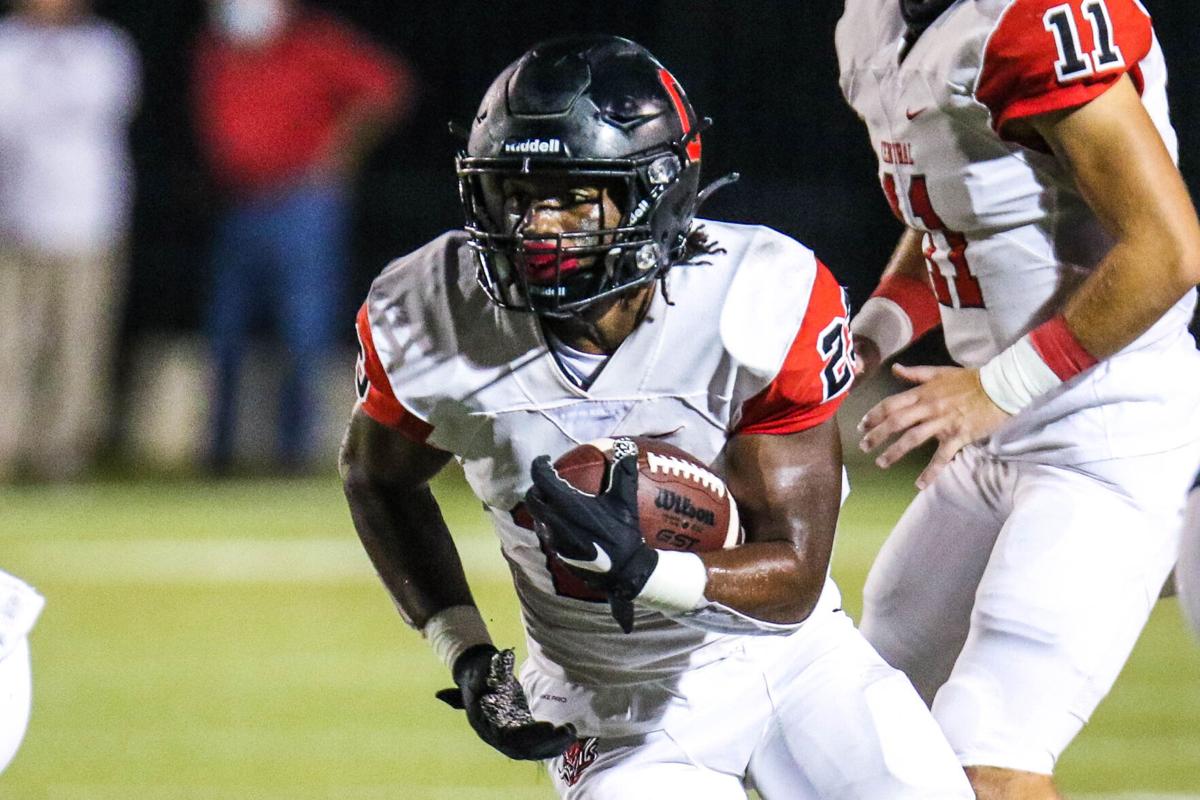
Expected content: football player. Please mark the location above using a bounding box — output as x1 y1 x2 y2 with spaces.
341 35 973 799
0 569 43 773
837 1 1200 798
1179 472 1200 639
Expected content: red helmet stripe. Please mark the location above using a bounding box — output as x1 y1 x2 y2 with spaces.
658 68 701 163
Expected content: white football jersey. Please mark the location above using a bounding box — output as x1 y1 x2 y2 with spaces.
355 221 854 691
837 0 1200 464
0 569 43 661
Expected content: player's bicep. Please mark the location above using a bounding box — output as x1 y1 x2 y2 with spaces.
1031 76 1198 254
340 404 451 489
722 418 842 552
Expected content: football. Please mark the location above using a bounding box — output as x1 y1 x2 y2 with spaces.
550 437 743 553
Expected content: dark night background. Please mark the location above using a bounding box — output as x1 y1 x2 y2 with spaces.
88 0 1200 361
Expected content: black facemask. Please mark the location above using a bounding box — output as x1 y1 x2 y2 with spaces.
900 0 958 28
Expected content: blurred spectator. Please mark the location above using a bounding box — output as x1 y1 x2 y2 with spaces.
193 0 415 474
0 0 140 482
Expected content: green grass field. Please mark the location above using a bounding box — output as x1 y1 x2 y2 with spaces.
1 465 1197 799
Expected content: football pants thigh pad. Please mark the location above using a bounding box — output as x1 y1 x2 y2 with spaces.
932 454 1186 773
748 621 973 800
860 445 1004 705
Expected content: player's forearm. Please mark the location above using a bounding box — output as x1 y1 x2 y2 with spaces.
1037 75 1200 358
698 541 828 624
1061 233 1200 359
703 426 841 624
852 228 941 367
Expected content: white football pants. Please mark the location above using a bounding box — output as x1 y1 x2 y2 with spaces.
861 442 1200 775
542 611 972 799
1177 477 1200 639
0 636 33 774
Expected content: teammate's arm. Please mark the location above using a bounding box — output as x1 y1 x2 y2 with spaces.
1023 76 1200 358
340 407 574 760
860 76 1200 488
851 228 939 379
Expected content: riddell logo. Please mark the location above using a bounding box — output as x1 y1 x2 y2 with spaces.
503 137 564 154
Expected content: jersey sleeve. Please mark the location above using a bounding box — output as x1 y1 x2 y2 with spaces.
354 303 434 443
977 0 1152 135
735 261 854 436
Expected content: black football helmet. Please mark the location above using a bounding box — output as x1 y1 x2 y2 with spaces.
457 35 707 317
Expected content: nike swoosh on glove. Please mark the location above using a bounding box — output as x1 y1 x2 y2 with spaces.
525 451 659 633
436 644 576 760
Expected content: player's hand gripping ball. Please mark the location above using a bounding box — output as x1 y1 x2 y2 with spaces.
526 437 742 632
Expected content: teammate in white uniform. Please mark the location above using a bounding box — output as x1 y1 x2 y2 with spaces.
341 36 973 799
0 570 43 774
837 1 1200 797
1178 471 1200 639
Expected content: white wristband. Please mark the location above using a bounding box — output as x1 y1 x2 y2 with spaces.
850 296 913 363
978 335 1062 415
636 551 708 613
422 605 493 671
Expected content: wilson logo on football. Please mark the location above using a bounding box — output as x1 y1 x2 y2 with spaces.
559 737 599 787
654 488 716 526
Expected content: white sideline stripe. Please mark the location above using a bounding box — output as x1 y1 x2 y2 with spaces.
10 535 510 585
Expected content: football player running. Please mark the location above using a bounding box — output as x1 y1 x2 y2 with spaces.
837 1 1200 798
341 35 972 799
1178 472 1200 639
0 569 43 774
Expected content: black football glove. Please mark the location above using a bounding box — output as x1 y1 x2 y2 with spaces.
525 451 658 633
435 644 576 761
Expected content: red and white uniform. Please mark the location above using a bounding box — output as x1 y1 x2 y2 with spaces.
1178 471 1200 640
357 222 973 798
0 569 42 774
838 0 1200 775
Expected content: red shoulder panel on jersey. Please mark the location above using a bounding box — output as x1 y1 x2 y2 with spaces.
736 261 853 436
355 303 434 443
978 0 1151 137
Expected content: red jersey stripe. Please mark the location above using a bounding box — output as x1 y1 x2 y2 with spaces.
736 261 853 436
355 303 434 442
977 0 1151 138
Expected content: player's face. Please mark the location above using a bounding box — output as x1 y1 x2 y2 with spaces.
494 176 624 285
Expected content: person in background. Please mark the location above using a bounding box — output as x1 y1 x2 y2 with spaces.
193 0 415 474
0 0 140 482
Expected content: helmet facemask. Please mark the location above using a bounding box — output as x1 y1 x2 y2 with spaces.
458 148 696 319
